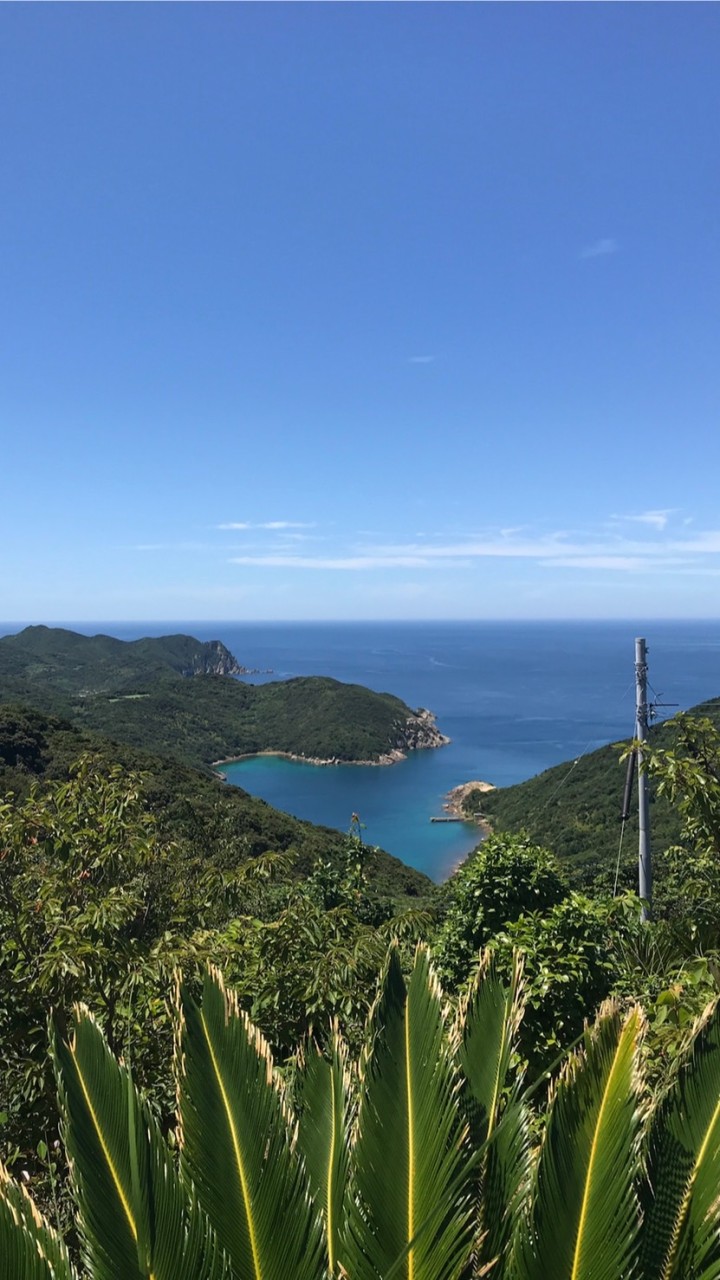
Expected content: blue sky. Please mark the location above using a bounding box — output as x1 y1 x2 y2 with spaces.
2 3 719 622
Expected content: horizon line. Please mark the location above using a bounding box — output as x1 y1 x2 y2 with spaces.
3 616 720 627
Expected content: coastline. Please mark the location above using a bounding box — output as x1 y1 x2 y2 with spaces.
213 746 413 773
442 780 495 877
212 707 451 774
442 779 495 824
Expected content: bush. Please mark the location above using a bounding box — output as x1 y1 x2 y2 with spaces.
435 832 568 986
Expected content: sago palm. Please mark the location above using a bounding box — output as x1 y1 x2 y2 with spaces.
3 945 720 1278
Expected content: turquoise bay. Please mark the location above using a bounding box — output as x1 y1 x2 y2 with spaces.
210 621 720 881
25 620 720 881
221 751 480 882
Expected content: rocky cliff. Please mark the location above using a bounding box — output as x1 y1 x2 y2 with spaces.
394 708 451 752
181 640 246 678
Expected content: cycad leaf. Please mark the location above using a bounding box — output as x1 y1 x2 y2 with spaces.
343 945 473 1280
296 1027 353 1276
640 999 720 1280
53 1007 226 1280
456 951 523 1144
176 969 323 1280
456 951 530 1277
0 1163 75 1279
520 1003 644 1280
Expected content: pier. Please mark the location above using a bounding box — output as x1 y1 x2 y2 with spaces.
430 814 466 823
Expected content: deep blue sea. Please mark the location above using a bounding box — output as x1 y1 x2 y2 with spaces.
5 620 720 880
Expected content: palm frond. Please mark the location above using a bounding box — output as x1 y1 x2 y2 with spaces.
455 951 531 1277
53 1007 226 1280
176 968 324 1280
342 945 473 1280
296 1025 354 1275
640 999 720 1280
0 1161 75 1279
455 951 524 1144
519 1002 645 1280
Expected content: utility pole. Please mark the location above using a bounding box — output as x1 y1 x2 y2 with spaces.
635 637 652 921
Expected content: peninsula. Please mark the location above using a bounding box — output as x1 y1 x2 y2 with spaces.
0 627 450 772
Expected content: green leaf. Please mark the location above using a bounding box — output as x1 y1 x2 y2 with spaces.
296 1026 353 1276
456 950 524 1143
0 1161 75 1279
53 1007 225 1280
455 951 530 1277
520 1002 644 1280
176 969 324 1280
640 999 720 1280
343 945 473 1280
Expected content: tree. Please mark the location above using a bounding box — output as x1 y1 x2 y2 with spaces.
490 891 628 1075
0 757 216 1180
637 714 720 930
435 832 568 987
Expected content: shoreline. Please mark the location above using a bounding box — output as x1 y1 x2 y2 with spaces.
441 778 496 824
212 746 413 773
212 710 450 773
443 781 495 877
212 706 450 774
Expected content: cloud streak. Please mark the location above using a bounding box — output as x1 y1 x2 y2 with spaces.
580 237 618 259
611 509 675 532
144 508 720 581
225 515 720 575
228 555 465 570
217 520 316 531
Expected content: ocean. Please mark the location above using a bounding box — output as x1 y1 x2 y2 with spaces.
8 619 719 881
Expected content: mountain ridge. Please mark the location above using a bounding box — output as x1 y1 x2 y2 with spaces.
0 626 450 771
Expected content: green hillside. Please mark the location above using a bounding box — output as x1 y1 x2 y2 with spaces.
0 703 434 904
0 626 444 769
463 696 720 889
0 626 243 690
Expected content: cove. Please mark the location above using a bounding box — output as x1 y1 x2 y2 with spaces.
220 751 482 882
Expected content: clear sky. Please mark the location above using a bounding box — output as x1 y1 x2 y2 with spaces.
2 3 719 622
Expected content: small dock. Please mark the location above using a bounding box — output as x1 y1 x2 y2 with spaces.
430 815 466 823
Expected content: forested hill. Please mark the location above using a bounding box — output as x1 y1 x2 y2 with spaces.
0 626 245 688
463 696 720 888
0 626 446 769
0 703 434 904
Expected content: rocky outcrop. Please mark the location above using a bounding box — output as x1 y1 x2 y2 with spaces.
183 640 275 678
182 640 247 678
393 708 451 753
443 780 495 818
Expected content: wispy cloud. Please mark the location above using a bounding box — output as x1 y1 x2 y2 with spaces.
216 520 316 531
541 555 694 572
408 355 435 364
143 513 720 582
132 542 212 552
611 509 675 532
228 554 465 570
542 556 649 572
580 237 618 260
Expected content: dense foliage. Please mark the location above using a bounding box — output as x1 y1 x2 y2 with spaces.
4 649 720 1274
0 748 432 1212
442 712 720 1081
463 696 720 888
434 832 568 985
0 704 432 900
5 953 720 1279
0 627 431 767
